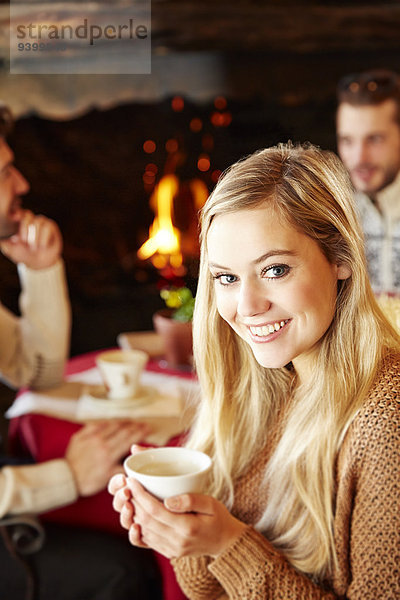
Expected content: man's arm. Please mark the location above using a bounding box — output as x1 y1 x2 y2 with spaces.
0 419 151 518
0 212 71 388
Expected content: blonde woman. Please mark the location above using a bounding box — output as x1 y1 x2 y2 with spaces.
109 143 400 599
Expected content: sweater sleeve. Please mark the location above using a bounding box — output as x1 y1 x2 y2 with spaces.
209 527 337 599
172 527 336 600
171 555 227 600
0 459 78 518
0 259 71 389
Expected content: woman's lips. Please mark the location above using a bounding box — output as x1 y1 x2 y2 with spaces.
247 319 291 342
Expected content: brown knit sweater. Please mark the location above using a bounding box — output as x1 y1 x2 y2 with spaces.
172 352 400 599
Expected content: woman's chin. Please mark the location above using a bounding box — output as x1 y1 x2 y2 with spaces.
251 350 292 370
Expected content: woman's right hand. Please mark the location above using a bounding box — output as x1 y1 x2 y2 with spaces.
108 444 148 529
108 451 248 560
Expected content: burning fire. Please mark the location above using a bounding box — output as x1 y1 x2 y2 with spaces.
137 174 183 269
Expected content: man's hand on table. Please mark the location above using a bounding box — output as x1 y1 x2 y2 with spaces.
66 420 151 497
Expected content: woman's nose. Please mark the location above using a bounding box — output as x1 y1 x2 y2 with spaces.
237 280 270 317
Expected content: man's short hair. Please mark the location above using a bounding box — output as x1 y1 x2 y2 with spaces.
0 103 13 138
337 69 400 124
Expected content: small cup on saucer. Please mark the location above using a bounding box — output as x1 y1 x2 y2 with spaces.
96 349 149 400
124 446 212 500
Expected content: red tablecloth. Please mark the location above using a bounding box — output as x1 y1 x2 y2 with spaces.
8 349 192 600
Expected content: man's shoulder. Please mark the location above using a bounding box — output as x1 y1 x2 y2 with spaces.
354 191 378 216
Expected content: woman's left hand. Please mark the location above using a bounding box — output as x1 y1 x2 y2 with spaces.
109 476 247 559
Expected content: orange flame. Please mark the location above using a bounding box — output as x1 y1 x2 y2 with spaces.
137 174 183 269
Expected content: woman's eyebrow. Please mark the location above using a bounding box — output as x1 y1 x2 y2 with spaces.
208 249 298 271
208 262 230 270
253 249 298 265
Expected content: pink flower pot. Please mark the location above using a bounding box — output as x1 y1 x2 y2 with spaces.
152 309 193 368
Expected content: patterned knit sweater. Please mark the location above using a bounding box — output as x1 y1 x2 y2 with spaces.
171 352 400 599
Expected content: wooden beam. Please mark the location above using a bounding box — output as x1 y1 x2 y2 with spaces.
151 3 400 53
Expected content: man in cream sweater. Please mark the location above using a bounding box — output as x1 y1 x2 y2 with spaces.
0 104 161 599
0 106 70 389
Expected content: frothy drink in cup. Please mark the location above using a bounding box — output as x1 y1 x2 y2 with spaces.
124 447 212 500
135 461 200 476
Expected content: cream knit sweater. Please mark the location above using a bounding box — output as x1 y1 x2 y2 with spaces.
0 259 71 389
172 352 400 599
0 259 73 518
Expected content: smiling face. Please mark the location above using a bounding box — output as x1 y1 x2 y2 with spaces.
0 138 29 239
336 99 400 195
207 206 350 382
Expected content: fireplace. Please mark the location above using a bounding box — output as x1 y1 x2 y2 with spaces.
3 96 245 355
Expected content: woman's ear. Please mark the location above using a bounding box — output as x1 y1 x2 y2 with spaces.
337 264 352 280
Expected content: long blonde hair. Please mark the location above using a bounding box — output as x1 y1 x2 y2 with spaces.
188 143 400 578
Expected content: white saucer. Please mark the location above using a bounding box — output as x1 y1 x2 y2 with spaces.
76 382 183 425
82 384 157 407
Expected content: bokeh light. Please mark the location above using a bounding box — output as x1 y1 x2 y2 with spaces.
165 138 179 153
211 169 222 183
197 154 210 172
171 96 185 112
143 139 156 153
214 96 227 110
190 118 203 132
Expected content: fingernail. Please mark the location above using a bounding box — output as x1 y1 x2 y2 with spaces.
27 224 36 246
114 473 125 486
165 496 181 510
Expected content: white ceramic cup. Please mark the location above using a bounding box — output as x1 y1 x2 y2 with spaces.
96 349 149 400
123 447 212 500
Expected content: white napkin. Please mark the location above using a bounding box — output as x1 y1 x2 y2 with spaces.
6 367 200 446
5 381 84 421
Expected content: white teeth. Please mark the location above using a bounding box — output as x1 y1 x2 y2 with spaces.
249 320 288 337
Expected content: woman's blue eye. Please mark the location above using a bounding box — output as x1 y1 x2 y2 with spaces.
212 273 237 286
220 274 237 285
264 264 289 279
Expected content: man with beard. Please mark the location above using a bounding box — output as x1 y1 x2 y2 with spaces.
336 69 400 294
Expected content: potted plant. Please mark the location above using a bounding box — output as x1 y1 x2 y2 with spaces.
153 287 195 368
